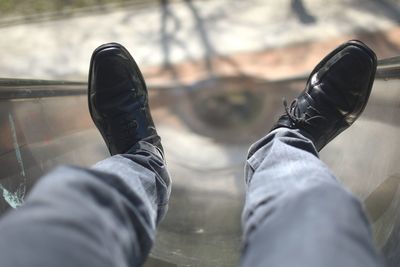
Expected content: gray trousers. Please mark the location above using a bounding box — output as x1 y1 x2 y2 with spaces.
241 128 384 267
0 128 384 267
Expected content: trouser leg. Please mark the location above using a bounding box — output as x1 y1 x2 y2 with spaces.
241 128 384 267
0 141 171 267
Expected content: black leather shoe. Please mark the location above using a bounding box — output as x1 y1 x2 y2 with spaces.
272 40 377 151
88 43 163 156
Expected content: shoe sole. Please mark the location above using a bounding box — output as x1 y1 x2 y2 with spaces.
307 40 377 150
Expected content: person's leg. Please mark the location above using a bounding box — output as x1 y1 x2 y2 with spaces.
0 141 170 267
0 43 170 267
241 40 384 267
241 128 383 267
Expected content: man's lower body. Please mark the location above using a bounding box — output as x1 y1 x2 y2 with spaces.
0 40 386 267
0 128 384 267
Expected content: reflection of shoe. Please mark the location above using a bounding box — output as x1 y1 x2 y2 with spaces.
88 43 163 156
272 40 377 151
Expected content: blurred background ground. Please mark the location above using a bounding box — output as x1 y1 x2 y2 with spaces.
1 0 400 83
1 1 400 267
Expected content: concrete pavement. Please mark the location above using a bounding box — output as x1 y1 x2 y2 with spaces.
0 0 399 81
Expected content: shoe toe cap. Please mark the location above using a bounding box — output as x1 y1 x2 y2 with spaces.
91 46 132 90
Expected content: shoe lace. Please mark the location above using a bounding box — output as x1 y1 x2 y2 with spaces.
283 98 327 127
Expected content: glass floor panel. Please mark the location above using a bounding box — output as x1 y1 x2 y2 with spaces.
0 69 399 266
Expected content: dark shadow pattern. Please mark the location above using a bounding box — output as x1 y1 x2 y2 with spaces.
158 0 243 81
160 0 182 80
291 0 316 24
374 0 400 24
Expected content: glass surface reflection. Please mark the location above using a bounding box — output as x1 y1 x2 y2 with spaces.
0 69 400 266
